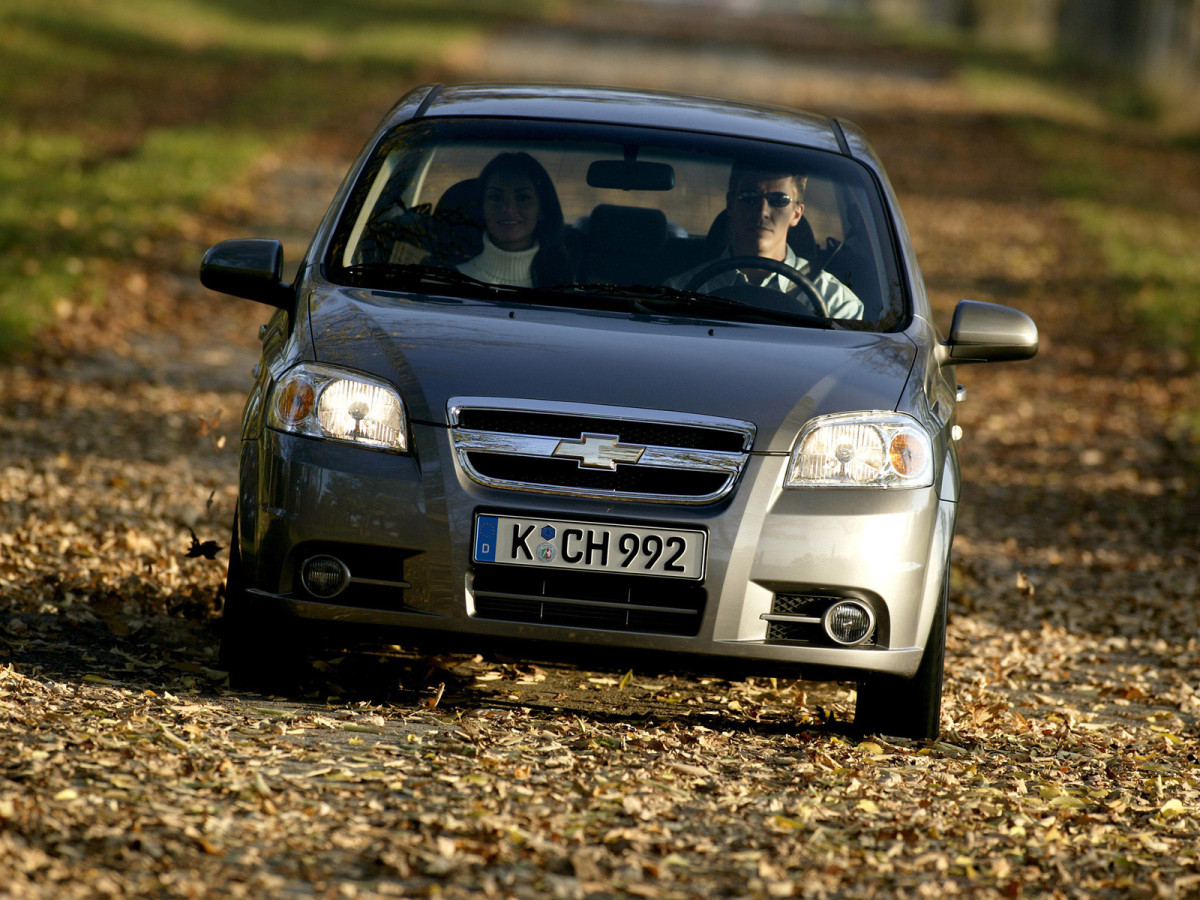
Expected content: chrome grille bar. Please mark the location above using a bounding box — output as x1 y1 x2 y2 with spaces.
450 430 746 474
448 397 754 504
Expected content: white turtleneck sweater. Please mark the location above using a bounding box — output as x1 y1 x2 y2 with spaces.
457 234 539 287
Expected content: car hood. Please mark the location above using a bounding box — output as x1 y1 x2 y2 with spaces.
306 289 917 453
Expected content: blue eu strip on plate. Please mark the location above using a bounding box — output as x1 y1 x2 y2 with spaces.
474 515 498 562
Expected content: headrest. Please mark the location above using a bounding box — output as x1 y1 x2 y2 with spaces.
588 204 668 252
435 178 479 218
705 210 732 254
431 178 483 263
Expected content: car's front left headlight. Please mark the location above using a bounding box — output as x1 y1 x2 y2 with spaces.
268 363 408 452
786 412 933 489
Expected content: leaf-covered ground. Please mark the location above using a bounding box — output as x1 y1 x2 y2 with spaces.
2 7 1199 898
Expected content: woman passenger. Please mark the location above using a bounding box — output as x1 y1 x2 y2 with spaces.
457 152 572 288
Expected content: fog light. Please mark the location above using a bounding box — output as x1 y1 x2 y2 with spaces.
823 600 875 646
302 556 350 599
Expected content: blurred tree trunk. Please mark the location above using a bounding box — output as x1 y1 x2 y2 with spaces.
1057 0 1199 99
864 0 1199 98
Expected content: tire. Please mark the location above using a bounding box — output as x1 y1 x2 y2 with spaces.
854 565 948 741
219 519 306 693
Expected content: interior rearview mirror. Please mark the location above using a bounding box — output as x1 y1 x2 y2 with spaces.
586 160 676 191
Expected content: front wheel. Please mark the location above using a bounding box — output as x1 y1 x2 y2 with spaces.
219 520 306 693
854 566 948 741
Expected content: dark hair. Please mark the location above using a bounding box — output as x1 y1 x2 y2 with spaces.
477 152 572 286
727 162 808 204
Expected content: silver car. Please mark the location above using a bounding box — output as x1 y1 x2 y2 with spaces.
201 84 1037 739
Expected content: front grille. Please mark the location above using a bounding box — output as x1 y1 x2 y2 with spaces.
472 568 705 636
772 593 827 618
468 455 728 497
450 399 755 504
457 409 746 453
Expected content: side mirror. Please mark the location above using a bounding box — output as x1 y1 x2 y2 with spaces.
200 239 292 309
939 300 1038 365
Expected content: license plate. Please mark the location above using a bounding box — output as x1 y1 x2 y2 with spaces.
473 514 706 580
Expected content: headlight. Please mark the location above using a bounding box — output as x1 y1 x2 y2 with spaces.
268 363 407 452
786 412 933 489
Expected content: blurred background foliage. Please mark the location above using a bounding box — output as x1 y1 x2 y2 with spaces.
855 0 1200 361
0 0 557 355
1 0 1197 367
858 0 1200 122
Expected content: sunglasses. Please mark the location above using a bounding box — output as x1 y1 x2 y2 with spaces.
733 190 794 209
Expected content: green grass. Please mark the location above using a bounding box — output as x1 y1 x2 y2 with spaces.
1040 141 1200 362
959 63 1200 367
0 124 267 349
1023 123 1200 364
0 0 556 357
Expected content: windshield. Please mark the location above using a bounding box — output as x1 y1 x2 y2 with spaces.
325 119 906 330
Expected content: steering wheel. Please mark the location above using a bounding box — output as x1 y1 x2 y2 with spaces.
683 255 829 319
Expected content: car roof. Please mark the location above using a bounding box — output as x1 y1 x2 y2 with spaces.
396 83 847 155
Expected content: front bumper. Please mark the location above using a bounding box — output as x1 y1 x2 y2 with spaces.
237 425 955 680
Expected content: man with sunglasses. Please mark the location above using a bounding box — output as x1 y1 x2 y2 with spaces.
668 165 864 320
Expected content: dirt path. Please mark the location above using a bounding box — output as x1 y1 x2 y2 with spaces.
2 8 1198 899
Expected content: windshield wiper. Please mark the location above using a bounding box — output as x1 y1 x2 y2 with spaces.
552 283 835 329
336 267 834 328
527 283 665 313
339 262 520 297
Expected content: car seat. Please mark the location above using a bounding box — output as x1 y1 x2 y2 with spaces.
428 178 484 265
578 204 669 286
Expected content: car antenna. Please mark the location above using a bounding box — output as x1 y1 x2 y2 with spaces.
413 84 443 119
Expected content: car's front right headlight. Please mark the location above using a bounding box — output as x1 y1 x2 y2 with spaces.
786 412 933 489
268 363 408 452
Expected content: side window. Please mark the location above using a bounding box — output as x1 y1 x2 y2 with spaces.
802 177 844 252
343 150 434 267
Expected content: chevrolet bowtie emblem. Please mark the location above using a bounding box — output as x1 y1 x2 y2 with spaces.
552 433 645 470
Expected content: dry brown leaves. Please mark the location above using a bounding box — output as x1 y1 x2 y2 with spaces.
1 655 1198 899
3 8 1200 899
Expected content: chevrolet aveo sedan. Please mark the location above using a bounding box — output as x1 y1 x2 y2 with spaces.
201 84 1037 740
